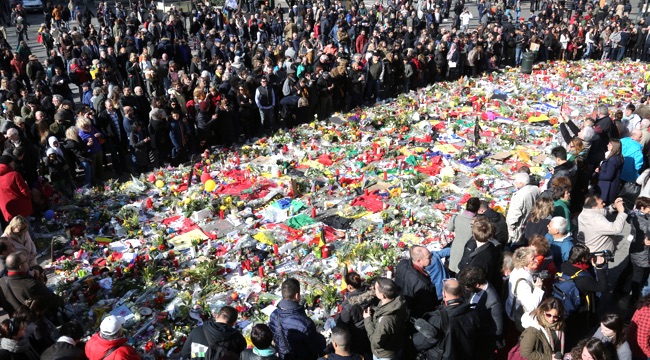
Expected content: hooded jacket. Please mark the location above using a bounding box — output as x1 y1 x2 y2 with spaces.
179 321 246 360
0 163 32 221
84 334 140 360
269 300 326 360
481 208 509 246
395 258 438 318
337 287 375 356
363 297 408 359
518 315 564 360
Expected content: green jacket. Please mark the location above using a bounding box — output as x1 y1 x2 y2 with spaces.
553 199 571 232
363 297 407 358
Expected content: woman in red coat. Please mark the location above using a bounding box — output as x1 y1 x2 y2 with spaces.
0 155 32 223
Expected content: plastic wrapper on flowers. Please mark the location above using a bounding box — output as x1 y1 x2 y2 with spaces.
42 60 649 357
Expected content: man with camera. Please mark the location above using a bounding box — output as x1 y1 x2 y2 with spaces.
577 195 627 254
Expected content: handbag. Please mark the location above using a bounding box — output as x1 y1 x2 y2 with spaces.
618 181 641 207
36 34 42 43
510 278 531 332
507 344 526 360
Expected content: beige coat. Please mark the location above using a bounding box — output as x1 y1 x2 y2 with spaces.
577 208 627 253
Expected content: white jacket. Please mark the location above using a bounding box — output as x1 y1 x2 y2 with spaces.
505 268 544 321
506 185 540 242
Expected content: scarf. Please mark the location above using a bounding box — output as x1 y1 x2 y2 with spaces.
252 347 277 356
574 262 590 271
48 136 65 158
0 337 39 360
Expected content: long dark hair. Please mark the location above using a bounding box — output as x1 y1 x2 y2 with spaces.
570 338 612 360
600 313 626 348
638 293 650 310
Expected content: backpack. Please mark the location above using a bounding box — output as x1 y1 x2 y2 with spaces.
551 270 587 316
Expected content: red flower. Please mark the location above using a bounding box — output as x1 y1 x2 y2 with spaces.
397 241 406 248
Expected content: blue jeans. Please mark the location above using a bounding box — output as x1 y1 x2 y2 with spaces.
80 161 93 186
515 47 523 65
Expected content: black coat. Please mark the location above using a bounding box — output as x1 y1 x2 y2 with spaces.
96 109 126 145
471 282 504 356
457 240 502 290
395 258 438 318
40 341 87 360
179 321 247 360
412 303 481 360
337 288 375 357
269 300 326 360
0 273 63 317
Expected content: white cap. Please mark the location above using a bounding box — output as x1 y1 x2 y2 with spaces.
100 315 125 336
201 70 210 78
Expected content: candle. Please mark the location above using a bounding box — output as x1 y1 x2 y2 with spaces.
115 266 122 278
244 259 251 271
258 265 265 278
383 171 387 180
423 153 427 161
238 265 244 276
219 210 225 219
335 169 340 178
273 244 279 255
311 207 317 218
322 246 329 259
173 258 179 268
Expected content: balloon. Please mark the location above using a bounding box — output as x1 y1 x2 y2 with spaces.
44 210 55 220
155 180 165 188
200 172 212 184
204 179 217 192
147 174 157 182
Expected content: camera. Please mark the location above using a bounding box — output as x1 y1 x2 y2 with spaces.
532 270 550 282
589 250 615 263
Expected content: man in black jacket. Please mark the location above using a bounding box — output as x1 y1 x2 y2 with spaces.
180 305 247 360
337 272 374 359
458 266 504 360
478 200 508 247
40 321 86 360
96 99 128 174
457 216 502 291
395 245 438 318
413 279 481 360
0 252 63 317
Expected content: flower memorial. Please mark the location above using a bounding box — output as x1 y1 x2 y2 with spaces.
44 60 649 356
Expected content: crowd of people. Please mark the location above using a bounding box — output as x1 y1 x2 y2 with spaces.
0 0 648 359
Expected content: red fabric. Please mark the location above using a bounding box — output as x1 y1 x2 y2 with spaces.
265 223 304 242
0 164 32 221
215 180 254 195
318 153 334 166
350 194 385 212
85 333 141 360
162 216 217 240
629 306 650 358
414 155 443 176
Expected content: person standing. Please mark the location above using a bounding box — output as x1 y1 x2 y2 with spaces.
85 315 140 360
269 278 325 360
0 155 32 226
180 306 247 360
363 277 407 360
506 173 540 246
255 77 275 135
317 327 364 360
449 197 480 273
412 278 481 360
395 246 438 318
628 294 650 360
577 195 627 253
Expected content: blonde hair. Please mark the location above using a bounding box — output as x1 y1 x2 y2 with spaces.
65 126 79 141
76 116 91 129
512 246 536 269
7 216 28 235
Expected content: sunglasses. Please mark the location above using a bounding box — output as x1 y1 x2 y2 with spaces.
544 312 560 320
